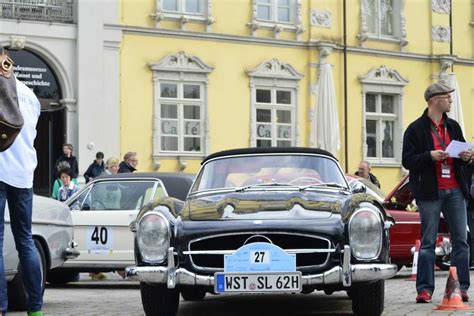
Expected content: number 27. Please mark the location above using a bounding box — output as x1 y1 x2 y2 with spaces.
254 251 265 263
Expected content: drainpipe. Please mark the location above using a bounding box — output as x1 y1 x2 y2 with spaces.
343 0 348 172
449 2 453 56
449 1 454 73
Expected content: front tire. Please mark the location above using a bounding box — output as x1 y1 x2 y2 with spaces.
181 287 206 301
46 269 80 285
351 280 384 316
140 282 179 316
7 267 27 311
8 239 47 311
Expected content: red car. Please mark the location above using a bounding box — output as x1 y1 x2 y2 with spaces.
346 175 451 270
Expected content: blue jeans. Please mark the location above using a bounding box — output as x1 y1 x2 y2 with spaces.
416 188 469 293
0 181 43 312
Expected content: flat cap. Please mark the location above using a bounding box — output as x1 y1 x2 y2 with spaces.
424 82 454 102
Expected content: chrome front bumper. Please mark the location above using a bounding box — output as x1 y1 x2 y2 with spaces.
64 248 80 260
126 246 397 289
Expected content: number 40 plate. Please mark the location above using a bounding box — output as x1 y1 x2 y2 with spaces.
214 272 302 293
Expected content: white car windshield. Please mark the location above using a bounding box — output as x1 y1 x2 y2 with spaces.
70 180 166 211
192 154 347 192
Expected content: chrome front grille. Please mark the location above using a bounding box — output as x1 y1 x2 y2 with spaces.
187 232 333 271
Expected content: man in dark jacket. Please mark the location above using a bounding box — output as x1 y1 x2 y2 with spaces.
355 160 381 188
84 151 105 183
118 151 138 173
53 143 79 179
402 82 473 303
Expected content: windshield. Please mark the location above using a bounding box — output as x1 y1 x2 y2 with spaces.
70 180 166 211
192 154 347 192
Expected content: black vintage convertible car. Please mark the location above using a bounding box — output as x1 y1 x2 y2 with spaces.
126 148 397 316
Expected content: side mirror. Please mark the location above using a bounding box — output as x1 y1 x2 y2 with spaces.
351 182 366 194
69 201 82 211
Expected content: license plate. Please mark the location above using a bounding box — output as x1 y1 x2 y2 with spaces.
214 272 302 293
86 226 114 255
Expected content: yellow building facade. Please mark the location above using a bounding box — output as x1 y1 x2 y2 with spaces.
115 0 474 191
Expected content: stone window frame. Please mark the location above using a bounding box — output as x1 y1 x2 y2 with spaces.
247 58 303 147
358 0 408 50
158 81 205 153
253 86 296 147
256 0 294 24
151 0 215 31
248 0 306 39
359 65 408 166
150 51 214 167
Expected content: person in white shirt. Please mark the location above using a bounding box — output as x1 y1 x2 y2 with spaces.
0 67 43 315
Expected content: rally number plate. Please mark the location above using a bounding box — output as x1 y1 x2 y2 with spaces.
214 272 302 293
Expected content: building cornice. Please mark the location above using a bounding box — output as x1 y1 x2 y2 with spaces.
105 23 308 48
345 46 474 65
105 24 474 66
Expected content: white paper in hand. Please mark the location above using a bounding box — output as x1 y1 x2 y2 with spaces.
445 140 473 158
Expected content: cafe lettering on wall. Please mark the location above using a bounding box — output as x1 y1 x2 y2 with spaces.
257 124 291 139
161 121 200 135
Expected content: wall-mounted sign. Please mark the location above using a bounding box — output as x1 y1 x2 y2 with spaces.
7 49 61 100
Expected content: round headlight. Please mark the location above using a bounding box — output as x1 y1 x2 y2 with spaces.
349 208 382 260
137 213 170 263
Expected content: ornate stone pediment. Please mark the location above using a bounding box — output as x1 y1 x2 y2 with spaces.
150 51 214 73
359 65 408 86
247 58 303 80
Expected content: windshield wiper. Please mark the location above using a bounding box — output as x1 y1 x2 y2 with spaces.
235 182 295 192
298 183 348 191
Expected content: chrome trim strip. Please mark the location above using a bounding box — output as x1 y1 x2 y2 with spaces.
183 249 336 255
167 247 176 289
342 245 351 287
188 231 333 271
189 186 346 198
125 263 398 287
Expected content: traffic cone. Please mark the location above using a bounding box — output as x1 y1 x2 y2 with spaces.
435 266 470 310
406 239 420 281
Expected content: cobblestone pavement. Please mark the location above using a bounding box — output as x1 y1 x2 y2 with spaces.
7 268 474 315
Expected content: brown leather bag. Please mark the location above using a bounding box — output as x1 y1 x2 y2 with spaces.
0 47 23 152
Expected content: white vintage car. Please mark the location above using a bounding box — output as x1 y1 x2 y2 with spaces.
4 195 77 311
48 173 193 283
